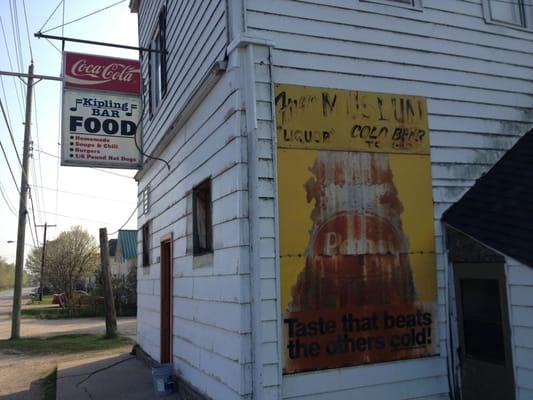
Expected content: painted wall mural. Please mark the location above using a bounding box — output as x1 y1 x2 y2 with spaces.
276 84 438 374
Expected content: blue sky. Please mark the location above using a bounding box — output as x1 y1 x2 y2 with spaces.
0 0 139 264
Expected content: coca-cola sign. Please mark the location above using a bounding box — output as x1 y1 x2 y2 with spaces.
64 52 140 95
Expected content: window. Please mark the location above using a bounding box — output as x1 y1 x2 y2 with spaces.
141 185 150 215
193 179 213 255
149 7 167 113
359 0 422 9
483 0 533 29
142 222 151 267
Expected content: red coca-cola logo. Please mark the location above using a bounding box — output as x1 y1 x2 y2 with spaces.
64 52 140 95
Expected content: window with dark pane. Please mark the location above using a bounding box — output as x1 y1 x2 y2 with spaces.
142 222 151 267
149 6 167 112
193 179 213 255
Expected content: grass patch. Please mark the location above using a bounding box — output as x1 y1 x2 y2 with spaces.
26 294 54 305
21 305 136 319
21 306 98 320
42 367 57 400
0 334 133 355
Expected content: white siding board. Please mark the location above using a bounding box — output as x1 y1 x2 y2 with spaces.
516 347 533 370
248 1 533 54
512 306 533 328
282 357 447 398
244 0 533 398
511 286 533 307
140 0 228 154
519 388 533 400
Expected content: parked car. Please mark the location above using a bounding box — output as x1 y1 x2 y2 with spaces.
52 290 89 308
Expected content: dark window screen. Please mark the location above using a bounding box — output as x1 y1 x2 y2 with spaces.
460 278 505 364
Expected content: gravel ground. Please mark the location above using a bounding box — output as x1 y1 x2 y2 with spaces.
0 289 137 399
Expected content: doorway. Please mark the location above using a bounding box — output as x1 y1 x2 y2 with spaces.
160 237 173 363
454 263 515 400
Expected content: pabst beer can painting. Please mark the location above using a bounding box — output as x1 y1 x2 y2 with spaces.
276 84 438 374
61 52 141 169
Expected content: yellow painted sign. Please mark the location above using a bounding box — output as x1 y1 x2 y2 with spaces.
275 84 429 154
276 84 438 374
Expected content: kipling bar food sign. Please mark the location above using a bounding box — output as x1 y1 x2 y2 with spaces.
61 52 142 169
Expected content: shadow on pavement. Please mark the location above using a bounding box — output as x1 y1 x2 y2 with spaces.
57 352 179 399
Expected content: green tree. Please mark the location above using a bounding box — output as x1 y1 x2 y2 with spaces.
25 226 99 303
0 257 15 291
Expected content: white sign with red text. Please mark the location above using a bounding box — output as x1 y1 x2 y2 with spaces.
61 90 141 168
61 52 141 169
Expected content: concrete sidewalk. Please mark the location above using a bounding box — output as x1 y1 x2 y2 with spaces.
57 352 181 399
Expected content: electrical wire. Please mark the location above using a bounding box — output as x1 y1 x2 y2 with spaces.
32 94 46 219
39 0 64 33
37 209 116 225
108 203 140 235
41 0 127 34
8 0 26 105
0 181 17 216
0 138 20 193
27 188 40 244
35 149 135 179
21 0 33 62
0 16 24 120
31 184 135 204
0 98 22 166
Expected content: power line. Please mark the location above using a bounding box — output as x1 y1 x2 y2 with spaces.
31 184 135 204
39 0 64 33
32 94 46 219
21 0 33 62
35 148 134 179
41 0 127 34
0 138 20 193
0 16 24 120
8 0 26 105
109 204 139 235
0 97 22 166
0 181 17 216
37 209 117 225
27 189 40 245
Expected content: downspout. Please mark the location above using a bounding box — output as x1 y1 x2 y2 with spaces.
242 43 263 399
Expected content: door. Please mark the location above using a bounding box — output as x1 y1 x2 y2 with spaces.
160 238 173 363
454 263 515 400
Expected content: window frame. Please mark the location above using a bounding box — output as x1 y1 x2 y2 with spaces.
358 0 423 11
192 178 213 256
148 6 167 115
482 0 533 30
141 185 150 215
142 222 151 267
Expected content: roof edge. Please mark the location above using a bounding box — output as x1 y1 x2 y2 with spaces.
129 0 139 13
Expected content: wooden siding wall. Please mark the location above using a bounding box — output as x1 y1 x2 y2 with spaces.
506 258 533 400
138 0 228 156
136 59 254 398
245 0 533 399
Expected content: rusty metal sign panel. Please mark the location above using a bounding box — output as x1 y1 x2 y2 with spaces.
276 84 429 154
276 84 438 374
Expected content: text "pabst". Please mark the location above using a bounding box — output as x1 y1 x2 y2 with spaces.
70 59 138 83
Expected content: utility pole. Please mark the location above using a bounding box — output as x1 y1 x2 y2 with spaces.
36 223 56 302
2 64 62 340
99 228 117 338
11 63 34 340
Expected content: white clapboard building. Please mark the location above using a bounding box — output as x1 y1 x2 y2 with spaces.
130 1 533 399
